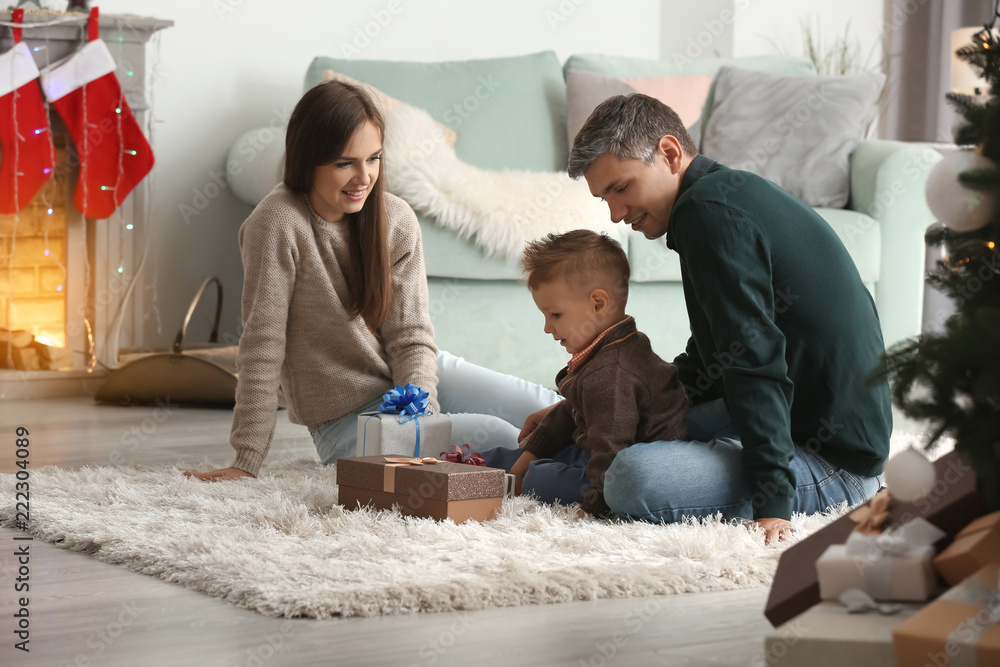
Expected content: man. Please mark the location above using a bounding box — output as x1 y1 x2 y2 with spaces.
520 94 890 543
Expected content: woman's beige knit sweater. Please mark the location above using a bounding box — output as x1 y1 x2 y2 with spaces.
229 184 440 476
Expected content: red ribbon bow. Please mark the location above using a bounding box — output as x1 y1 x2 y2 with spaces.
441 444 486 466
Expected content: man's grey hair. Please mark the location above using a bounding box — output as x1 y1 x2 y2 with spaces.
567 94 698 179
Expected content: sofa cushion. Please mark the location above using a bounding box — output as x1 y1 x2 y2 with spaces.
563 54 816 148
304 51 568 172
627 208 881 285
700 66 885 208
565 69 712 148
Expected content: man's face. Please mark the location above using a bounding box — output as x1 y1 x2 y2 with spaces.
583 140 684 240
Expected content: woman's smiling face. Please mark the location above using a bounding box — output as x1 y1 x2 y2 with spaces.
309 119 383 223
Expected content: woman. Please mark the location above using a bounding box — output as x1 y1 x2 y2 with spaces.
185 80 558 482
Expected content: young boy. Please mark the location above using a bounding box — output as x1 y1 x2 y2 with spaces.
481 230 690 518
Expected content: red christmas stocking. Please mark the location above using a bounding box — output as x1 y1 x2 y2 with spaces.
0 10 55 215
39 8 154 219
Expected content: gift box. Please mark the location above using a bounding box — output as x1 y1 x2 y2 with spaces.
935 511 1000 586
765 450 989 628
892 560 1000 667
336 455 506 523
355 384 451 458
764 600 924 667
816 517 945 601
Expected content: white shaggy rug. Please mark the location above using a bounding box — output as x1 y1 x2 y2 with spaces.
0 434 946 619
0 456 838 619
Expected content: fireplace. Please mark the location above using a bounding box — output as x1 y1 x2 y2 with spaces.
0 10 171 399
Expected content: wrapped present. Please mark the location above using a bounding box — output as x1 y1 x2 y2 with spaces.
816 517 946 601
892 561 1000 667
336 455 506 523
765 450 989 628
935 511 1000 586
356 384 451 458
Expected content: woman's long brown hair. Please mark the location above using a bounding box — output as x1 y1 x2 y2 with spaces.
284 80 394 332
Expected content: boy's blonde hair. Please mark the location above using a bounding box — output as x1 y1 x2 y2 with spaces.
521 230 630 300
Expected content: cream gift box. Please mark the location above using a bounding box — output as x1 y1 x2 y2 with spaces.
355 384 451 458
816 517 947 601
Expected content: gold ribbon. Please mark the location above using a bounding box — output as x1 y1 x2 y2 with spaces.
849 489 890 535
382 456 438 493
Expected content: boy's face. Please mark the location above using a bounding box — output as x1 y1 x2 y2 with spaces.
530 278 604 355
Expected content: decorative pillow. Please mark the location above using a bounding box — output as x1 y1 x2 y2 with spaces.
322 69 457 148
565 69 713 148
700 66 884 209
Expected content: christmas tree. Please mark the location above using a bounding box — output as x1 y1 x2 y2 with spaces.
874 23 1000 509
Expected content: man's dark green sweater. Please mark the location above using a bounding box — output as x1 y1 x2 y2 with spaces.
667 155 892 520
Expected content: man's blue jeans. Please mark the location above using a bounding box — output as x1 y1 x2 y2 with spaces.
484 398 884 522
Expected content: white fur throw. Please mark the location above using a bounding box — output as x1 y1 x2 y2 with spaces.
382 102 627 260
321 70 627 261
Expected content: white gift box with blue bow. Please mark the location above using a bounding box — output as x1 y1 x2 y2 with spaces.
355 384 452 458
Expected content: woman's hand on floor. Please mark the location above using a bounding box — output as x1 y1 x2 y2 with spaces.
183 467 254 482
518 403 559 445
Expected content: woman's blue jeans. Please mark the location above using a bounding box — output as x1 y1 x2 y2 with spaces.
309 350 560 464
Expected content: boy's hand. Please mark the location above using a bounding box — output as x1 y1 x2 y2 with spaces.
518 403 559 446
509 450 538 495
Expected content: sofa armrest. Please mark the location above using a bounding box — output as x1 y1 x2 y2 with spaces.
847 140 942 349
227 126 286 207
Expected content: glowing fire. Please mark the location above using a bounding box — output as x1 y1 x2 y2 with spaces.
35 332 66 348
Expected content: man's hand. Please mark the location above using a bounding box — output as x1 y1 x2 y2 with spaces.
183 467 253 482
518 403 559 446
747 517 796 545
509 450 538 495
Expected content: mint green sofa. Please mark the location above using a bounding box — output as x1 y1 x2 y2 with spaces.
228 51 941 388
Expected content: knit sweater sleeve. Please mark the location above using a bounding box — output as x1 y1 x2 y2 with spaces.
228 207 298 477
522 399 575 459
379 196 440 415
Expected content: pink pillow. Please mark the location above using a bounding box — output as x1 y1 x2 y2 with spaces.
566 69 713 149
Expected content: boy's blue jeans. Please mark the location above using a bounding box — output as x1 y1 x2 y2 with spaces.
482 397 885 522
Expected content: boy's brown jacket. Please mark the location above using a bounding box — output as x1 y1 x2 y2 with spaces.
523 317 690 516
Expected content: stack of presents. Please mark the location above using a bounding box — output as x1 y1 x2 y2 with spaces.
336 384 514 524
765 449 999 666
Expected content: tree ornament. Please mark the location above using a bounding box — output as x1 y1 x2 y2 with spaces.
884 447 937 503
925 149 997 231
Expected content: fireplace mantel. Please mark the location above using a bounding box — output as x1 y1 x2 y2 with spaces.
0 11 172 399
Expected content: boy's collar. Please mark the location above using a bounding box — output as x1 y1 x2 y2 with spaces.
567 316 635 374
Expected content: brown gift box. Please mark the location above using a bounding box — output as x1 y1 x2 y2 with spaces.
336 455 506 524
935 511 1000 586
892 561 1000 667
765 450 989 628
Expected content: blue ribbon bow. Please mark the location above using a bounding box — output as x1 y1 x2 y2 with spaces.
362 384 433 457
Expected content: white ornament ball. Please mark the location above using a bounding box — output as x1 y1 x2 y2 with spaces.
925 150 997 231
884 446 937 502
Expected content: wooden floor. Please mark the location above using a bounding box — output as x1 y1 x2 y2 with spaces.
0 396 901 667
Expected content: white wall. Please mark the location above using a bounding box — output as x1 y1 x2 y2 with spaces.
93 0 662 347
733 0 884 70
92 0 884 348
